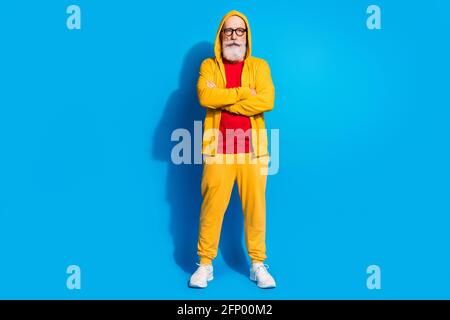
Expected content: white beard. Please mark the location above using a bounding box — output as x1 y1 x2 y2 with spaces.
222 40 247 62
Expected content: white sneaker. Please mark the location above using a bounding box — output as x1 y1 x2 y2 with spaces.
250 263 276 289
189 263 214 288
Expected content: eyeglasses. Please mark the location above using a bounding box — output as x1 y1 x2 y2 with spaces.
222 28 247 37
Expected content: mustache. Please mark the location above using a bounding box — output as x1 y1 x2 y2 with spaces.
223 41 245 47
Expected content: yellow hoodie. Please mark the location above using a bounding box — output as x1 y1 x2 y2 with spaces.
197 10 275 157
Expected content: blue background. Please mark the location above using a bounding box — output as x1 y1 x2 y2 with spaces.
0 0 449 299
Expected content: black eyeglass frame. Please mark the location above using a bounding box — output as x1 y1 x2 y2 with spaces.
222 28 247 37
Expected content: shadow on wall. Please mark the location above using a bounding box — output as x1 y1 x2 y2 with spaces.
152 42 249 276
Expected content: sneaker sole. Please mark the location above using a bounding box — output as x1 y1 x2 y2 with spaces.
249 274 276 289
188 275 214 288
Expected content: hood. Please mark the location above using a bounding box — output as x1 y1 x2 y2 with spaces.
214 10 252 62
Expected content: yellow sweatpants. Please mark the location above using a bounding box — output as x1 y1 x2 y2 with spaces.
197 153 269 265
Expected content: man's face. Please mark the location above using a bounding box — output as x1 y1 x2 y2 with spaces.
221 15 247 63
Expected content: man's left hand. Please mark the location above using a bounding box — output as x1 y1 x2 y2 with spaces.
206 80 216 88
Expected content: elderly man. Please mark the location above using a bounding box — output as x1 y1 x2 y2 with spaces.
189 10 276 289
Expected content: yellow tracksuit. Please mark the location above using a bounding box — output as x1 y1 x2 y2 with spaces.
196 10 275 265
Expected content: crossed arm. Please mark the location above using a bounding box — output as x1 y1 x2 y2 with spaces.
197 59 275 117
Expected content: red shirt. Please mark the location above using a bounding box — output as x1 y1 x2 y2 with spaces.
217 59 252 154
